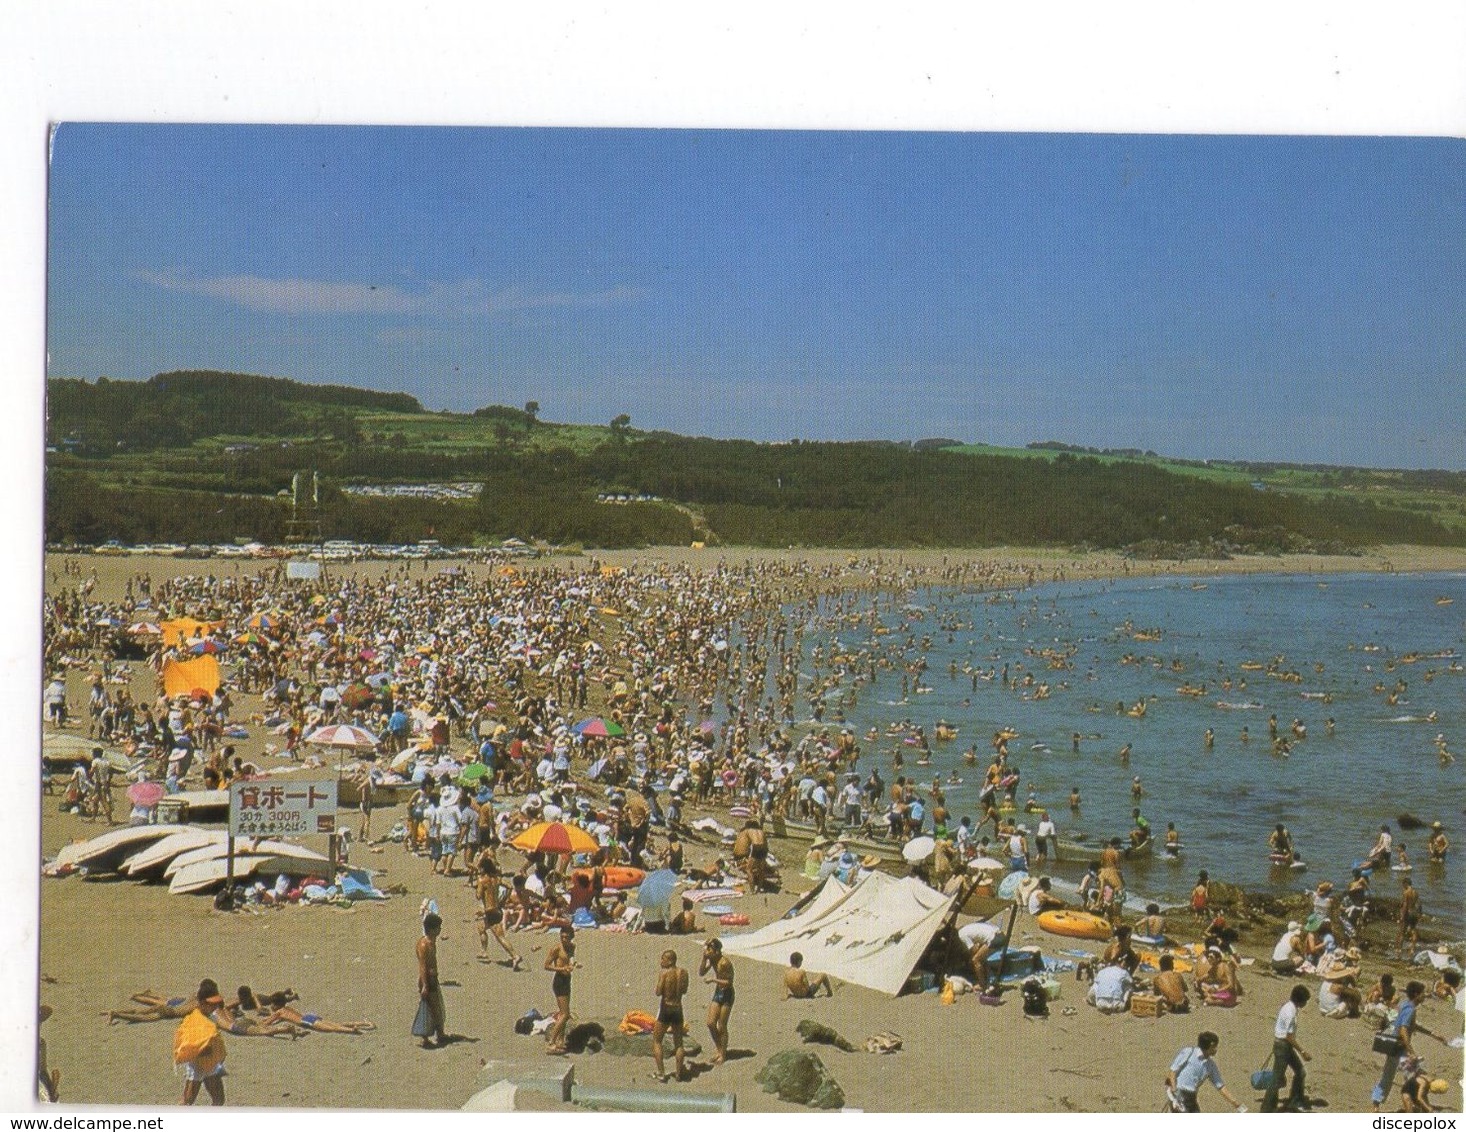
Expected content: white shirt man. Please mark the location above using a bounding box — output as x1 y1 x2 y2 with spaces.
1088 964 1133 1013
1036 815 1057 854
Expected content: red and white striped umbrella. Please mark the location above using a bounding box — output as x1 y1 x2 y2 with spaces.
304 724 380 750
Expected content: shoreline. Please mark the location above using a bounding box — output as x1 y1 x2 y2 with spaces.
43 542 1466 610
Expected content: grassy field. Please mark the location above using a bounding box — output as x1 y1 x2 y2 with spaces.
354 411 613 453
944 442 1466 532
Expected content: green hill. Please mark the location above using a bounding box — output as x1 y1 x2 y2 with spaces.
44 372 1466 552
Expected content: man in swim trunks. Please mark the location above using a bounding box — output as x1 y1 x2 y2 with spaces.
1102 924 1141 975
544 926 576 1054
700 938 734 1065
783 952 834 999
1098 839 1126 921
416 912 446 1049
1154 954 1190 1013
1427 822 1448 862
474 849 522 970
652 949 689 1083
1395 877 1421 957
1367 825 1393 871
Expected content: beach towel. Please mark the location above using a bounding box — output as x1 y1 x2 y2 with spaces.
340 873 386 901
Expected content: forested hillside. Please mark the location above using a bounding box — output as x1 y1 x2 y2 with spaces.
44 373 1466 552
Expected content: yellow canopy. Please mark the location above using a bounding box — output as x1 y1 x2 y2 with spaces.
161 655 221 698
159 617 216 646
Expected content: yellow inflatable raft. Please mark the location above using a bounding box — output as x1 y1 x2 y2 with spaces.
1036 909 1113 941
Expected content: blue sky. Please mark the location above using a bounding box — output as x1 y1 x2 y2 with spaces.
46 125 1466 468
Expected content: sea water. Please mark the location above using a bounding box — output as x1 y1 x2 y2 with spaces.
795 571 1466 934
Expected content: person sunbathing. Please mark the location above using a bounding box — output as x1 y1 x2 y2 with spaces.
103 991 193 1024
1196 948 1243 1007
105 985 299 1024
783 952 834 999
260 1005 376 1034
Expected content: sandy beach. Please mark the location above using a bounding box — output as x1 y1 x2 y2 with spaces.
32 545 1466 1113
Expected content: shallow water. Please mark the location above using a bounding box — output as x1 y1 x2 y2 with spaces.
796 571 1466 932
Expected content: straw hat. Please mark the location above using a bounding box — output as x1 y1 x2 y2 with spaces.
861 854 882 868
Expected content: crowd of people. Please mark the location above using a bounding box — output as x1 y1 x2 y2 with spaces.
40 552 1463 1111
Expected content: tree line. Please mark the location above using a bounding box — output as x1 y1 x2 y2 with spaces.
43 373 1464 551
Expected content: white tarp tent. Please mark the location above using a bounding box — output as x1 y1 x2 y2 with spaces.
720 871 957 996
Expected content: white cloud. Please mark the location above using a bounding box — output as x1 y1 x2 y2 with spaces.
135 271 644 317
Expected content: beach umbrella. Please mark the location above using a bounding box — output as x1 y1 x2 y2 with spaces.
128 622 162 636
573 717 625 738
233 631 264 646
245 612 280 630
95 616 123 628
340 682 376 710
511 821 599 856
902 835 937 863
188 639 226 655
636 868 679 915
127 781 165 807
457 762 489 786
43 732 106 759
305 724 380 750
967 856 1006 871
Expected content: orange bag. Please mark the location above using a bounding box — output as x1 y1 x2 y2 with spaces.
618 1009 656 1035
173 1009 225 1071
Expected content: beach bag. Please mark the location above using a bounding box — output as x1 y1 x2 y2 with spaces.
1372 1032 1405 1057
1021 978 1049 1018
173 1010 224 1071
618 1010 656 1035
514 1008 543 1036
1249 1053 1276 1092
410 998 433 1039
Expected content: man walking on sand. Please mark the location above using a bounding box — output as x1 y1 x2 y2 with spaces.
1261 985 1312 1112
1372 980 1448 1111
415 912 446 1049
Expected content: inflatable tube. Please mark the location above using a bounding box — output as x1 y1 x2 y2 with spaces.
572 866 647 890
1036 909 1113 941
718 913 750 926
997 871 1028 901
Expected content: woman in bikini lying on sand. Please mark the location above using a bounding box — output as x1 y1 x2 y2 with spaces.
236 986 376 1034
